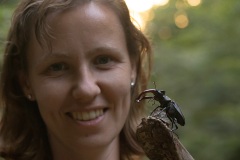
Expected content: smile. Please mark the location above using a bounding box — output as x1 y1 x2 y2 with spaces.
69 109 105 121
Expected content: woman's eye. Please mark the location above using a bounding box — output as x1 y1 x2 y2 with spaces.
95 56 112 65
48 63 68 72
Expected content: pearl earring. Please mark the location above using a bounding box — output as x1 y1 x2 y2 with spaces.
131 82 135 87
27 94 32 100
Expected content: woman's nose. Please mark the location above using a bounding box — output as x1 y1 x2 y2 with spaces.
72 68 100 102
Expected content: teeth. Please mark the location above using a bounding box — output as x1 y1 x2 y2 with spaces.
71 109 104 121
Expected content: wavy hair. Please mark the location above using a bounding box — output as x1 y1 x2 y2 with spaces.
0 0 152 159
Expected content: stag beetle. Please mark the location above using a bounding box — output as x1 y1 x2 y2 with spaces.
136 89 185 130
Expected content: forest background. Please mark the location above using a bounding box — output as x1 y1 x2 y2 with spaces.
0 0 240 160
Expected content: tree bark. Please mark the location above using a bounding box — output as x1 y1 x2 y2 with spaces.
136 115 194 160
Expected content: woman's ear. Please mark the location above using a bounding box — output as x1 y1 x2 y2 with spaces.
19 71 35 101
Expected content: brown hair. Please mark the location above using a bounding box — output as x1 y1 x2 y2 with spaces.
0 0 152 159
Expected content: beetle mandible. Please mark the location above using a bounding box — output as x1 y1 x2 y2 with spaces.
136 89 185 130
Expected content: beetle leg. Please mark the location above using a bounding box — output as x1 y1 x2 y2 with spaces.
172 123 178 131
166 115 178 131
171 121 179 139
150 106 161 116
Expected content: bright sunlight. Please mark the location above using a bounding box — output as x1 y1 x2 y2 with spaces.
125 0 201 29
125 0 169 12
125 0 169 29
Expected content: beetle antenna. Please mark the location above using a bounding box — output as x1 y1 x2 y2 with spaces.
153 81 156 89
151 99 155 106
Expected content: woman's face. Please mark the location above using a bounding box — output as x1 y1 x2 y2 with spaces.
24 2 136 157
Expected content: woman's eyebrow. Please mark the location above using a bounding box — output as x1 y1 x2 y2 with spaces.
86 47 123 55
43 51 71 59
34 52 71 67
39 46 124 62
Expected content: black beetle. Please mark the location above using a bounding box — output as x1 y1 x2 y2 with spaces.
136 89 185 130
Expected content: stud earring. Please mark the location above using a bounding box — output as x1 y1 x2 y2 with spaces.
27 94 32 100
131 81 135 87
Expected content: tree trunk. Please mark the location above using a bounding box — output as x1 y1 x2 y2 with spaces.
136 115 194 160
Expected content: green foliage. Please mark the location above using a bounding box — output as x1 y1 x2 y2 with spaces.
146 0 240 159
0 2 16 63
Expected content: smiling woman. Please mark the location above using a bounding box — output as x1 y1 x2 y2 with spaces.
0 0 152 160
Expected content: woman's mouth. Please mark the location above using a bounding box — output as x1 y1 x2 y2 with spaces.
68 109 106 121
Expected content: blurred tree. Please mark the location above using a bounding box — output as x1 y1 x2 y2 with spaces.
146 0 240 159
0 0 17 64
0 0 18 5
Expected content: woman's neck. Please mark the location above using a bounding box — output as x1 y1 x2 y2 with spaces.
50 136 120 160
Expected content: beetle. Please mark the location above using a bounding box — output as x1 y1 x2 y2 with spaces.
136 89 185 130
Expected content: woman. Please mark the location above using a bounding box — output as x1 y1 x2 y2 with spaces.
0 0 152 160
